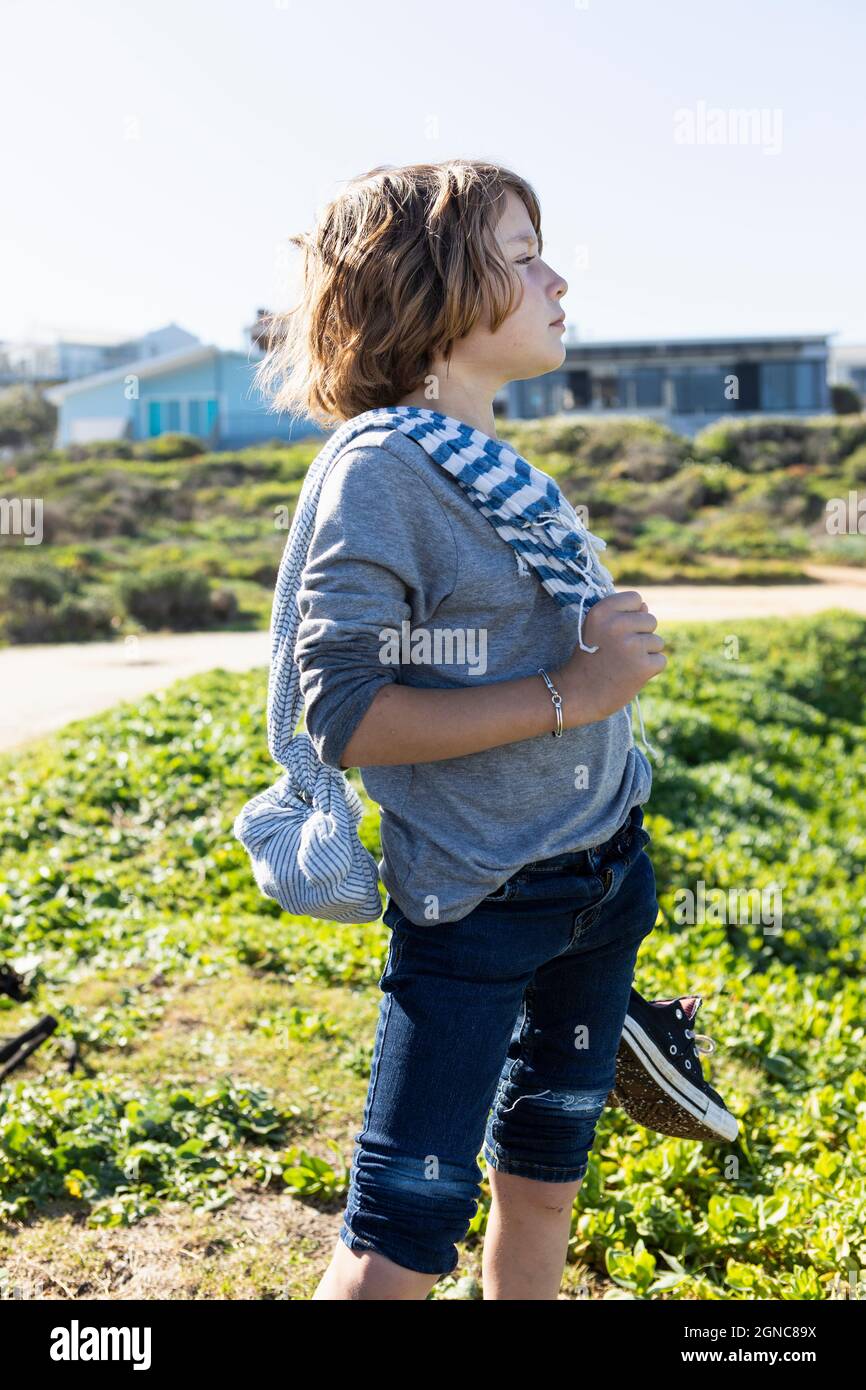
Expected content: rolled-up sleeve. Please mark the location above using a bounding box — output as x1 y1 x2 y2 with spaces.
293 442 459 769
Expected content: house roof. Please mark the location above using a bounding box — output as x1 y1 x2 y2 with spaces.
44 343 232 403
564 332 831 354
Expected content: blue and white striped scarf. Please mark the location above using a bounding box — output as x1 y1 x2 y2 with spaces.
233 405 656 924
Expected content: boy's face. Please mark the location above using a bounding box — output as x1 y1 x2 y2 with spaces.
456 187 569 386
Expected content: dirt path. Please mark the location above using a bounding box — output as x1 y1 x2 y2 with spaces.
638 571 866 622
0 630 269 755
2 570 865 754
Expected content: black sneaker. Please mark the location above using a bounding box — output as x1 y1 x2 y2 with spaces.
607 988 739 1142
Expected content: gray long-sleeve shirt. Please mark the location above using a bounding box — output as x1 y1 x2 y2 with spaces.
294 425 652 925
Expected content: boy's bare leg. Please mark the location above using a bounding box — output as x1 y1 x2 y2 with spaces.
313 1239 441 1300
313 1170 583 1300
482 1167 583 1300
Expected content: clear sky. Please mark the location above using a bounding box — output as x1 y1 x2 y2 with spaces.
2 0 864 351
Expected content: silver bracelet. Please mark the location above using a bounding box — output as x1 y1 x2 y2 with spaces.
537 667 564 737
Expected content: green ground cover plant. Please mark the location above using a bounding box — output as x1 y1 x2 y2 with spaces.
0 609 863 1298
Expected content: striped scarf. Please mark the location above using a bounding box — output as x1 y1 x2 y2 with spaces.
233 405 656 924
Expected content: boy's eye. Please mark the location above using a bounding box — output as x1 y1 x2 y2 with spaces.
516 254 536 265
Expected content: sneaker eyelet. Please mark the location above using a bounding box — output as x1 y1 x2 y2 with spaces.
675 1009 683 1019
669 1045 677 1055
685 1060 692 1069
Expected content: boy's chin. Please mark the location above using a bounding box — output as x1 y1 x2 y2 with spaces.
516 342 567 379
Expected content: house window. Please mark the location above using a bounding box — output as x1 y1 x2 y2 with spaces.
566 369 591 407
796 362 822 407
188 399 218 436
635 368 663 407
617 369 664 407
147 399 181 435
146 397 218 438
672 368 735 414
760 360 823 410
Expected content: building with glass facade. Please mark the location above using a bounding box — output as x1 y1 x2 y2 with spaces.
504 334 831 435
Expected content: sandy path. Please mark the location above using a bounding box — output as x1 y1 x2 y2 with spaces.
0 630 270 755
638 570 866 621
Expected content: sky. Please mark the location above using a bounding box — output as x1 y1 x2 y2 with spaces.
1 0 864 352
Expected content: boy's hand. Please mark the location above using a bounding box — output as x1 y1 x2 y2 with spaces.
553 590 666 728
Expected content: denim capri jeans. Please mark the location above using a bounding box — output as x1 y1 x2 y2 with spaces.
339 802 658 1276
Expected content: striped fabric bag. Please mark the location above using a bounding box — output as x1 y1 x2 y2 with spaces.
233 405 656 924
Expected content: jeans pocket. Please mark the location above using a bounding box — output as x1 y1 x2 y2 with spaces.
378 911 405 988
596 863 619 905
379 932 403 986
382 897 411 937
483 879 518 903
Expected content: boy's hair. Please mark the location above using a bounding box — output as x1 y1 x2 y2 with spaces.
255 159 542 427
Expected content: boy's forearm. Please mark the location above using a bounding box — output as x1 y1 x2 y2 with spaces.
339 669 596 768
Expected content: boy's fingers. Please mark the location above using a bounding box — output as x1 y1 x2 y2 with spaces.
606 589 645 610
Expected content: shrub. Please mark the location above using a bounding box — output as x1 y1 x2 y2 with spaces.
77 500 141 539
632 516 697 561
696 511 811 558
178 454 254 486
210 587 239 622
738 470 830 526
497 417 590 458
66 439 135 461
642 462 742 521
249 560 279 587
3 561 69 608
831 384 863 414
694 417 813 470
74 473 180 539
5 599 96 643
0 384 56 448
131 433 206 461
607 436 687 483
578 418 685 468
51 595 117 641
842 443 866 485
694 415 866 473
832 413 866 460
118 566 214 630
0 558 117 642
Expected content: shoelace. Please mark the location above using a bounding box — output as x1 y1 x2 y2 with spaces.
685 1026 716 1057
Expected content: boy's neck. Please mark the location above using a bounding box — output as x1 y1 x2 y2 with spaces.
394 384 502 443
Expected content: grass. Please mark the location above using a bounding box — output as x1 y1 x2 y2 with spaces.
0 609 865 1299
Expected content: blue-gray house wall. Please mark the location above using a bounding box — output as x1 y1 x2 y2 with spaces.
51 350 325 449
133 353 323 447
53 376 136 445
